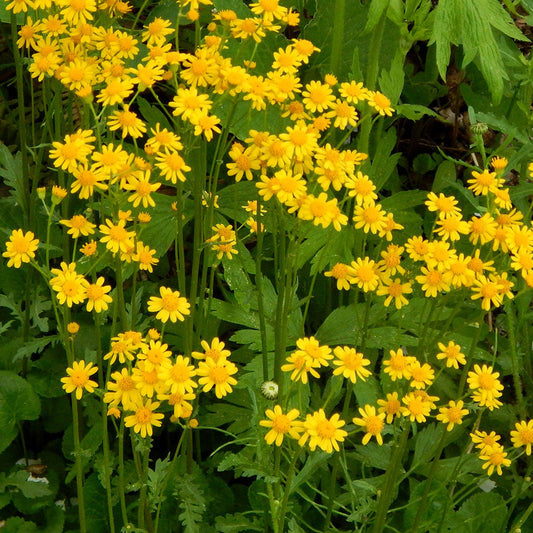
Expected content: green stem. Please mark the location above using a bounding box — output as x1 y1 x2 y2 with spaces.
329 0 346 77
411 427 447 532
372 422 410 533
71 397 87 533
505 301 526 418
358 10 386 155
277 447 303 533
118 417 128 526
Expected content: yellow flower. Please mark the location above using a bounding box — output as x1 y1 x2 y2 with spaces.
192 337 231 362
510 420 533 456
259 405 301 446
85 277 113 313
158 355 198 396
408 360 434 389
353 203 387 234
347 257 380 292
324 263 353 291
436 341 466 369
61 215 96 238
124 398 164 438
99 219 135 254
471 275 504 311
434 214 469 242
332 346 371 383
383 348 415 381
339 81 369 104
425 192 460 218
377 392 402 424
61 360 98 400
108 105 147 139
134 242 159 272
436 400 469 431
124 171 160 208
467 364 504 411
416 266 452 298
302 80 335 113
367 91 394 116
132 360 167 398
3 229 39 268
400 392 432 423
293 336 332 369
471 430 501 454
467 169 499 196
479 444 511 476
104 338 135 365
155 150 191 184
148 286 191 323
197 358 238 398
353 405 386 445
104 368 141 409
376 278 412 309
299 409 347 453
50 262 87 307
49 130 95 172
281 352 319 384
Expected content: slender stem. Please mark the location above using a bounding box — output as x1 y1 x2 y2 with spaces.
277 447 303 532
71 396 87 533
372 422 410 533
505 302 526 418
411 427 447 532
329 0 346 77
118 417 128 526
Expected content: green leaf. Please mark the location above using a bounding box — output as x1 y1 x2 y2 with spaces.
363 0 390 33
413 423 444 466
289 451 329 494
370 128 400 191
4 470 52 499
137 96 172 131
315 305 361 346
215 513 263 532
395 103 439 121
452 492 507 532
85 474 109 533
353 443 392 470
174 473 206 533
0 371 41 453
0 144 26 217
2 517 38 533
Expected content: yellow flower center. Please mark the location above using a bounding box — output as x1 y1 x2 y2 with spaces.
366 416 383 435
316 419 336 439
119 376 135 391
210 366 229 384
272 414 291 433
136 407 151 424
70 370 89 387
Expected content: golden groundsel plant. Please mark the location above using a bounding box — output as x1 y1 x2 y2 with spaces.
2 0 533 531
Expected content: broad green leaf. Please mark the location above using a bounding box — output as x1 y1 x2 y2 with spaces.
432 160 457 193
4 470 52 499
412 423 444 466
0 372 41 454
2 518 38 533
363 0 390 33
84 474 108 533
353 443 392 470
289 451 329 494
315 305 361 346
137 97 172 131
370 128 400 191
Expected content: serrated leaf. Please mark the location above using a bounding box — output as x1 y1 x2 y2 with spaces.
0 144 27 216
13 336 58 363
5 470 52 499
289 451 329 494
174 473 206 533
215 512 263 532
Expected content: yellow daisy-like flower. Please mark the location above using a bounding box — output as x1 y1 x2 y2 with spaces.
302 80 335 113
383 348 415 381
352 405 386 445
436 341 466 369
471 275 504 311
61 360 98 400
367 91 394 116
191 337 231 363
467 364 504 411
479 444 511 476
408 360 434 390
471 430 501 454
124 398 164 438
332 346 371 383
155 150 191 184
376 278 412 309
353 203 387 234
299 409 347 453
147 286 191 323
281 351 319 384
510 420 533 456
467 169 499 196
196 358 238 399
324 262 353 291
3 229 39 268
436 400 469 431
425 192 461 219
400 392 432 423
293 336 332 369
50 262 87 307
347 257 380 292
377 392 402 424
124 171 160 208
60 215 96 239
259 405 301 446
159 355 198 395
104 368 141 410
108 104 147 139
85 277 112 313
99 219 135 255
416 266 452 298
